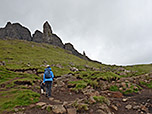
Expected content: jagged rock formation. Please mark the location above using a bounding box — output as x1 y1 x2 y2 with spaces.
0 21 101 64
0 22 31 41
32 30 43 43
42 21 64 48
64 43 88 60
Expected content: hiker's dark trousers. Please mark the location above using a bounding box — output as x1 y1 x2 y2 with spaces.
45 81 52 97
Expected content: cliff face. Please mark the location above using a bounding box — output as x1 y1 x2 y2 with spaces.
0 22 32 41
32 30 43 43
0 21 101 64
42 21 64 48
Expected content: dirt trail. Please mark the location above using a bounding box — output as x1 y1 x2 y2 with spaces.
9 73 152 114
111 89 152 114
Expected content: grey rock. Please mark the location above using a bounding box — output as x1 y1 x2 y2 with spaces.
111 105 118 111
43 21 53 43
70 67 79 72
125 104 132 110
14 108 19 112
64 43 86 60
96 109 107 114
29 104 35 108
133 105 141 110
49 97 54 101
98 104 112 114
0 21 101 64
54 99 62 103
32 30 43 43
36 102 46 107
41 105 47 110
43 21 64 48
0 22 32 41
67 108 77 114
122 98 127 102
52 105 66 114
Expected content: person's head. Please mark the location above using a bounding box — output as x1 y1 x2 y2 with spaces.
46 65 50 68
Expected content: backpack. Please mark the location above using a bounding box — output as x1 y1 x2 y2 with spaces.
44 68 52 79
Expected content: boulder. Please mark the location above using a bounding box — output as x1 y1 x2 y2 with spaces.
70 67 79 72
98 104 112 114
36 102 46 107
111 105 118 111
110 91 123 98
122 98 127 102
49 97 54 101
125 104 132 110
96 109 107 114
67 108 77 114
52 105 66 114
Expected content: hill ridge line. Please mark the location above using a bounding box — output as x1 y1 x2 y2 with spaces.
0 21 101 64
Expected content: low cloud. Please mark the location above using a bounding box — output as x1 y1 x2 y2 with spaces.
0 0 152 65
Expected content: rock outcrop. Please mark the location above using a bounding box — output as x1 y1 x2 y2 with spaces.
64 43 84 58
0 21 101 64
42 21 64 48
0 22 32 41
32 30 43 43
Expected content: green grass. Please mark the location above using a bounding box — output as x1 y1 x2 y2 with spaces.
84 79 99 88
68 80 88 92
122 85 140 95
139 81 152 88
1 39 152 113
109 85 119 91
0 67 41 113
1 39 152 77
0 66 41 89
0 39 102 76
125 64 152 76
93 96 109 105
0 89 40 113
109 83 142 95
74 71 120 81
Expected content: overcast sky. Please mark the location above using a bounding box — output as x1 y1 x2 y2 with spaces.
0 0 152 65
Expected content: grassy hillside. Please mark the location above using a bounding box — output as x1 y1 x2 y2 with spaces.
0 39 103 113
0 39 152 113
0 39 103 75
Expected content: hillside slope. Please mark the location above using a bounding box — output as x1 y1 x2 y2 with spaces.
0 39 152 114
0 39 102 75
0 21 100 63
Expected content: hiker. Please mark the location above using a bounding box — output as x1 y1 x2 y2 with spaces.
43 65 54 98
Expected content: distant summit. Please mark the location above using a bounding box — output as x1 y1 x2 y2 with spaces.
0 22 32 41
0 21 101 64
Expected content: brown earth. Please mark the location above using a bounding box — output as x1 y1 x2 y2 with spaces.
5 73 152 114
24 79 152 114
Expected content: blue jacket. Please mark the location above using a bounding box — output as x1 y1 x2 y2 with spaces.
43 67 54 83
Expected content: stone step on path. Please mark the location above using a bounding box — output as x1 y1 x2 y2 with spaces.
35 97 77 114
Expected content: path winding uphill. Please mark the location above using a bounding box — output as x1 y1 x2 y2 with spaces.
15 73 152 114
2 66 151 114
